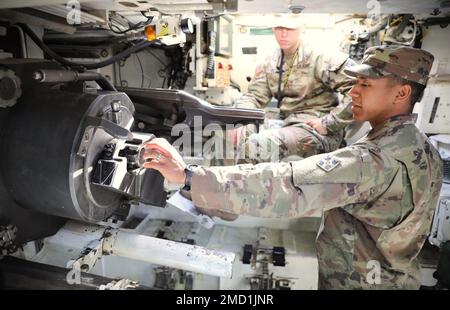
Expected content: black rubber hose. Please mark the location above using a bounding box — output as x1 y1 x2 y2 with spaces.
422 17 450 27
17 23 156 70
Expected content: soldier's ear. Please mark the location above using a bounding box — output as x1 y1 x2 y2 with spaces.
394 84 412 105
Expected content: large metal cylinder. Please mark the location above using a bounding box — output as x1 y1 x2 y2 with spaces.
0 82 135 222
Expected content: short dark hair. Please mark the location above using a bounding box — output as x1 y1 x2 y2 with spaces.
388 75 426 106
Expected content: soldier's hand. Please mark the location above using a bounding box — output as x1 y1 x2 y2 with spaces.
306 118 328 135
143 138 186 184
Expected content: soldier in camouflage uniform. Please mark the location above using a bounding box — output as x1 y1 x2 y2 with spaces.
143 45 443 289
228 15 355 164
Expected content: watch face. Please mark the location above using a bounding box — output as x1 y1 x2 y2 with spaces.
181 18 194 34
187 19 194 33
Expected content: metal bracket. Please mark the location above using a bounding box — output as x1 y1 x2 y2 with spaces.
84 116 132 140
68 228 113 272
76 116 133 158
77 127 95 157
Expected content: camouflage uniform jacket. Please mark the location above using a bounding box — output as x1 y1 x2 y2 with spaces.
191 114 443 289
235 44 355 132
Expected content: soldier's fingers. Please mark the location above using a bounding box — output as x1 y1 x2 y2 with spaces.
146 137 172 150
143 160 163 171
143 151 169 167
145 142 171 158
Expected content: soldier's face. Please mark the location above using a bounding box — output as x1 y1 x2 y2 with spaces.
274 27 301 54
349 76 401 126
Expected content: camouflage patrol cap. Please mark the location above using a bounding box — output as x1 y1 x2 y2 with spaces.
344 45 434 85
271 14 303 29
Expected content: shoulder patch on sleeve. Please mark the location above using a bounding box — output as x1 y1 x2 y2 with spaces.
292 148 363 186
317 155 341 172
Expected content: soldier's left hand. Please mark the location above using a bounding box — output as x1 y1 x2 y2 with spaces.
306 118 328 135
143 138 187 184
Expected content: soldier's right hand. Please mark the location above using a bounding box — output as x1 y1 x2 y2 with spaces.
143 138 187 184
306 118 328 135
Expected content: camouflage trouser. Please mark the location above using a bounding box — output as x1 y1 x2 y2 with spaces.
235 122 344 164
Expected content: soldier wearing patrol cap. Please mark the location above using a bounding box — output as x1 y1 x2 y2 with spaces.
143 45 443 289
223 13 356 164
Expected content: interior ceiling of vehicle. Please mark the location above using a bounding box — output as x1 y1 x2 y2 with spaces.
0 0 449 15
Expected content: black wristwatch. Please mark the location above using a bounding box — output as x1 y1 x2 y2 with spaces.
183 164 198 191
